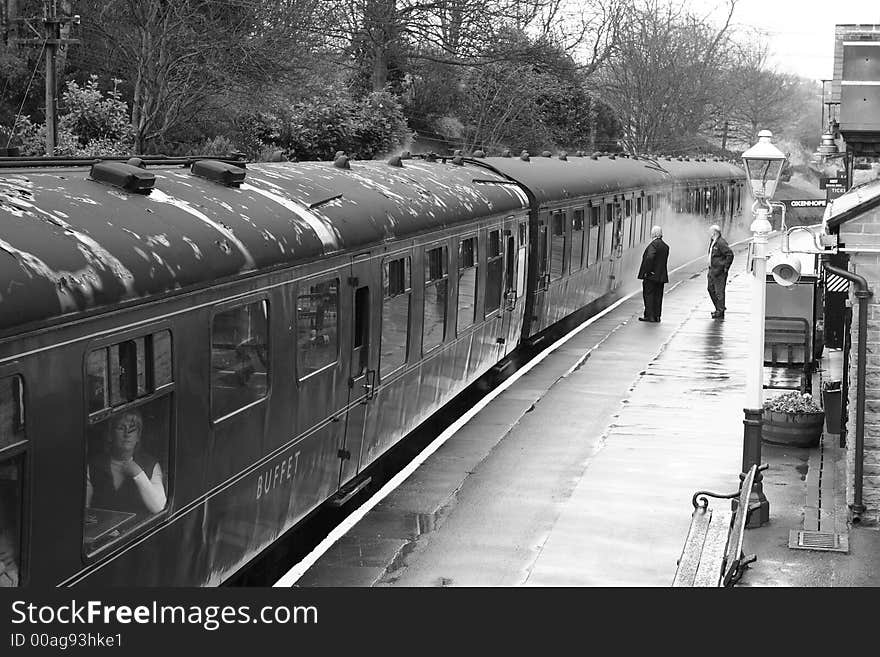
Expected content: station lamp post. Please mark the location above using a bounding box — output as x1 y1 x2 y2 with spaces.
740 129 788 528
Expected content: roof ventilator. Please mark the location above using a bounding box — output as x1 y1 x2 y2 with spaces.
451 155 464 165
334 155 351 169
558 152 568 161
591 152 600 160
387 155 404 167
191 159 247 187
473 150 486 158
90 161 156 194
501 149 512 158
425 153 437 162
126 157 146 168
520 151 530 161
541 150 552 157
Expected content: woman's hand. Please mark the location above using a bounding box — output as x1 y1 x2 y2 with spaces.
121 459 144 479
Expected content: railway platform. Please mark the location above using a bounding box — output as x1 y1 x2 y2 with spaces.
283 244 880 587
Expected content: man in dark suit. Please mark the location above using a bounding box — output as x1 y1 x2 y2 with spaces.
637 225 669 322
707 224 734 319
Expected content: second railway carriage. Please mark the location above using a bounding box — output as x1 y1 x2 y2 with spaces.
467 153 747 338
0 150 746 587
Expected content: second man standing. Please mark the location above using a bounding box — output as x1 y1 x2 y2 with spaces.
637 225 669 323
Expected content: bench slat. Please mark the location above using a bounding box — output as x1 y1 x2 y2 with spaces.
693 507 733 587
672 507 711 587
723 467 759 585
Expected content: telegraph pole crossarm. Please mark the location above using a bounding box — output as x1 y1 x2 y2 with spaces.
7 1 80 155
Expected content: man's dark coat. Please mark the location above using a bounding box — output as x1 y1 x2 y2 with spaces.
638 238 670 282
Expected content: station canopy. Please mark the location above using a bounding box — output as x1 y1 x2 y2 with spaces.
824 178 880 229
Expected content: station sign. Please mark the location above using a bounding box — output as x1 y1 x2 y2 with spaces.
782 199 827 209
826 184 847 201
820 175 848 190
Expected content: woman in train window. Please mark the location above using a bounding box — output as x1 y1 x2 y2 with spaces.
86 408 166 516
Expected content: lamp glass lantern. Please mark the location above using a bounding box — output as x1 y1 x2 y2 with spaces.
741 130 787 202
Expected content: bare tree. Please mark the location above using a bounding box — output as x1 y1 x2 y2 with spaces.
329 0 623 93
73 0 328 151
711 39 802 148
596 0 739 154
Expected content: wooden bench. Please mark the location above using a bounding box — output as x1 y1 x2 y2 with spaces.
673 463 768 587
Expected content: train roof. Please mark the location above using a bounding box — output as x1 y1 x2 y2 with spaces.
0 158 527 334
654 158 746 183
468 154 744 204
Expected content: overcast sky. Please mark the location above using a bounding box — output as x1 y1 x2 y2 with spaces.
696 0 880 80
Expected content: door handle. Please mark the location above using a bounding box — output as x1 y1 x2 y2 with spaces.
504 290 517 311
362 369 377 400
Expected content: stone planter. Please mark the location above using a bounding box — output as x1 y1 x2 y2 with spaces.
762 410 825 447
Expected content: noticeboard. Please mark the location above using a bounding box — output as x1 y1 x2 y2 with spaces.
826 184 847 201
820 175 848 189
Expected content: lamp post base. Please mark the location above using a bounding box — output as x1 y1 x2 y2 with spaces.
742 408 769 527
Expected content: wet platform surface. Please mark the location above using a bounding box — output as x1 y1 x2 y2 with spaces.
290 242 880 587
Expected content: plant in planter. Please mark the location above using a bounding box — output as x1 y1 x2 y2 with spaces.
762 391 825 447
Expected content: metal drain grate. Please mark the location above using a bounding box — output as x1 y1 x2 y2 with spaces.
788 530 849 553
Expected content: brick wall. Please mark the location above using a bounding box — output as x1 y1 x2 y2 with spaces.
840 203 880 523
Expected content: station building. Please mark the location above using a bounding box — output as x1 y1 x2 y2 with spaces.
812 25 880 523
824 183 880 524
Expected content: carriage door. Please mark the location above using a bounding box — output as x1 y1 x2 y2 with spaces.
500 217 525 353
610 200 624 283
339 254 381 487
527 212 550 335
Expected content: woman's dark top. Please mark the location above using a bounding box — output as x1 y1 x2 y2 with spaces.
89 452 159 515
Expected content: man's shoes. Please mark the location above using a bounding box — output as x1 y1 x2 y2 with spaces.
711 311 725 319
638 316 652 322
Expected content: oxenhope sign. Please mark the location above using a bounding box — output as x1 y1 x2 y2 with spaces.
782 199 827 209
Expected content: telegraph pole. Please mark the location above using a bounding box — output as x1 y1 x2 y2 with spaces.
4 0 19 45
9 0 79 155
44 0 57 153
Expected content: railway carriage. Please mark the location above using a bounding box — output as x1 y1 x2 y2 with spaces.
468 153 747 339
0 151 745 586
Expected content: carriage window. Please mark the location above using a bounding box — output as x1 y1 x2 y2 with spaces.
623 200 633 248
381 256 411 378
603 205 614 257
571 210 585 272
212 301 268 419
0 455 22 587
0 376 24 451
636 198 644 242
423 246 448 353
84 397 171 555
517 223 527 298
88 331 173 414
297 279 339 378
457 237 478 333
550 212 566 281
0 375 24 587
84 332 173 555
486 230 504 314
590 206 601 262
